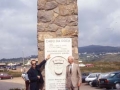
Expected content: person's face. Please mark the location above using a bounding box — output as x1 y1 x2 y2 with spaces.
68 57 73 64
31 61 36 68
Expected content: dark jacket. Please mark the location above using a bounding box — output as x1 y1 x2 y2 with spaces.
27 60 46 90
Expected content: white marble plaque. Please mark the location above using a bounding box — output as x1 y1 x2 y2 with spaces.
45 38 72 90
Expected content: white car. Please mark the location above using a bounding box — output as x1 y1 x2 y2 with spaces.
85 73 101 85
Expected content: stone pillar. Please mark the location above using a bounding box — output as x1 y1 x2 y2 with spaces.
37 0 78 62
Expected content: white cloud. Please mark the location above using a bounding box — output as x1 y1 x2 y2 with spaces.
0 0 120 58
0 0 37 59
108 10 120 33
78 0 120 47
78 0 100 10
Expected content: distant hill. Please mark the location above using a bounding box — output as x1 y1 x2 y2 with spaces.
79 45 120 53
98 54 120 62
0 55 38 63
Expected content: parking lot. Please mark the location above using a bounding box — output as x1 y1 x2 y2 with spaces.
0 77 117 90
81 83 117 90
0 77 25 90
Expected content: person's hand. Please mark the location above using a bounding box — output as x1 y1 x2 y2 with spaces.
46 54 51 60
37 76 40 79
78 82 81 87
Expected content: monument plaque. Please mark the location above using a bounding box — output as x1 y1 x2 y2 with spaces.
45 38 72 90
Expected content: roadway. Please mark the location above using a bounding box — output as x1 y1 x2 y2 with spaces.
0 77 117 90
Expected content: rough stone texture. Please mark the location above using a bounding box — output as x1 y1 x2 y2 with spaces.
37 0 78 69
37 1 79 89
53 7 59 14
45 1 58 10
46 0 55 1
46 24 59 32
56 0 67 4
38 51 44 62
73 3 78 15
72 37 78 47
38 42 44 51
37 0 46 10
38 32 56 42
59 4 77 16
66 0 76 4
61 26 78 36
54 16 67 27
37 23 59 32
67 15 78 26
56 29 62 37
37 23 48 32
72 47 79 60
37 10 54 23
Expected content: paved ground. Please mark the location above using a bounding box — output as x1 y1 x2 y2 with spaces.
0 77 25 90
81 83 105 90
0 77 117 90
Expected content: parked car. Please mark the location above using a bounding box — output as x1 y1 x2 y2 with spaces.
3 66 10 71
11 66 17 70
91 73 110 87
82 73 90 83
0 66 10 71
99 71 120 89
0 67 5 71
7 66 17 70
85 73 101 85
0 73 13 80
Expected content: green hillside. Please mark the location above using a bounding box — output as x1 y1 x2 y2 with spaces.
81 61 120 73
98 54 120 62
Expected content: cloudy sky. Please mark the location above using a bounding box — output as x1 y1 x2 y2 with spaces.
0 0 120 59
78 0 120 47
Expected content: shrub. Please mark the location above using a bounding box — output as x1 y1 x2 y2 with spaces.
9 88 24 90
8 71 22 77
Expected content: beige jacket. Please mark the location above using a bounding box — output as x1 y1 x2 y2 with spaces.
66 63 82 88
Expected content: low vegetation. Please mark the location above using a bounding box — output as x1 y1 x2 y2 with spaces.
9 88 24 90
0 70 22 77
8 71 22 77
80 61 120 73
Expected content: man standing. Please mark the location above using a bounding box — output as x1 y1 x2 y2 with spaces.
27 55 50 90
66 56 82 90
21 67 29 90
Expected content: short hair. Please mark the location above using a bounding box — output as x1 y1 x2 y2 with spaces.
68 56 74 61
31 60 36 65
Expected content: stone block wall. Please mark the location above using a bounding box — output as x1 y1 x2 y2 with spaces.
37 0 78 63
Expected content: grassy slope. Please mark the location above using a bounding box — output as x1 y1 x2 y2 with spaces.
0 70 22 77
99 54 120 62
80 61 120 73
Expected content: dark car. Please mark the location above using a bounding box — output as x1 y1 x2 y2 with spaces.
7 66 17 70
82 73 90 83
3 66 11 71
11 66 17 70
91 73 109 87
99 71 120 89
0 73 13 80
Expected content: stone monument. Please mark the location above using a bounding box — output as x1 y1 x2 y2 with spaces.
45 38 72 90
37 0 78 89
37 0 78 62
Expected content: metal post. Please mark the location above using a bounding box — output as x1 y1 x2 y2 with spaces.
22 50 25 67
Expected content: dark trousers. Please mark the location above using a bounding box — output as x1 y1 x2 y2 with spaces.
39 83 44 90
30 82 39 90
25 80 30 90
